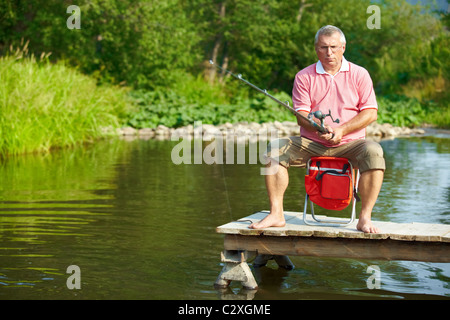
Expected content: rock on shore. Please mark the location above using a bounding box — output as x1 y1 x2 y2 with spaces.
116 121 425 141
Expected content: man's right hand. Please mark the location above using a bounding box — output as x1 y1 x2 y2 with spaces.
318 125 344 145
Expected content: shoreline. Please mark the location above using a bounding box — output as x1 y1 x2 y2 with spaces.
115 121 428 141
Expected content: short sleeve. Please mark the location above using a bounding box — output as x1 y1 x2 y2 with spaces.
357 68 378 111
292 73 312 113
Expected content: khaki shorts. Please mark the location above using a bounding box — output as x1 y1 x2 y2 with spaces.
266 136 385 173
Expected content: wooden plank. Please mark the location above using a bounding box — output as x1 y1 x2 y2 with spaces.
216 211 450 243
223 234 450 263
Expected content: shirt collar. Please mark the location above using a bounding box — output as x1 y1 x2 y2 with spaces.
316 56 349 75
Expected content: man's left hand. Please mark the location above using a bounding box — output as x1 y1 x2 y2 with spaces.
318 126 343 145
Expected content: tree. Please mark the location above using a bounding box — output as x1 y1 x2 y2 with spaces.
0 0 202 89
1 0 447 99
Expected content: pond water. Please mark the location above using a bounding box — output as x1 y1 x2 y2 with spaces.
0 132 449 300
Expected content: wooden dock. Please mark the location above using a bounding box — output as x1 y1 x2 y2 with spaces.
214 210 450 290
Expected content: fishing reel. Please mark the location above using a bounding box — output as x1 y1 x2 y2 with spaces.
308 109 339 132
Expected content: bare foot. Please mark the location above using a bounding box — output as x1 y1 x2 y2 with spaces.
249 212 285 229
357 218 380 233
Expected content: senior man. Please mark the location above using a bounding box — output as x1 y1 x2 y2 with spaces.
250 25 385 233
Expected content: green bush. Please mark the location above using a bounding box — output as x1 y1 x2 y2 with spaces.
126 83 295 129
377 95 426 127
126 80 448 130
377 95 449 128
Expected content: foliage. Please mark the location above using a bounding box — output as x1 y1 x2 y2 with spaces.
377 95 427 127
1 0 447 93
0 0 448 134
0 45 131 156
127 85 448 130
0 0 201 89
126 85 294 129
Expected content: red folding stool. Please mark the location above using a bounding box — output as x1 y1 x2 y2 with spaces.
303 157 360 226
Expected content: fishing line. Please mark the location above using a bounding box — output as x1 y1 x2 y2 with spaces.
220 161 233 220
220 146 254 225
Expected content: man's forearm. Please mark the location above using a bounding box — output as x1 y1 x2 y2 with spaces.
339 109 377 136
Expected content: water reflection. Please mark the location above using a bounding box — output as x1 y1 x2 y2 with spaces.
380 137 450 224
0 135 448 299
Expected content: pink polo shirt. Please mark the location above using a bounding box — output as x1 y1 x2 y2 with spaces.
292 57 378 147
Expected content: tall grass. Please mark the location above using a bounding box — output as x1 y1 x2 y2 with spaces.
0 44 131 156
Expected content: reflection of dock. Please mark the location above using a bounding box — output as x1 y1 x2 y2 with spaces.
214 211 450 290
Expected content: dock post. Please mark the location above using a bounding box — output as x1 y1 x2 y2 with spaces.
214 250 258 290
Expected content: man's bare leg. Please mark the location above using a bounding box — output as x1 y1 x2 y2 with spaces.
249 160 288 229
356 169 384 233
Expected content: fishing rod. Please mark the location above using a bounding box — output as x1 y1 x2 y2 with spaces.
209 60 339 135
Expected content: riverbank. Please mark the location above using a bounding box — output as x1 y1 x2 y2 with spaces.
115 121 426 141
0 52 130 157
0 47 439 158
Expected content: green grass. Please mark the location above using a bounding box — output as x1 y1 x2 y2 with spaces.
0 50 131 156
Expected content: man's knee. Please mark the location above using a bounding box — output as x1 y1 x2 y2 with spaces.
357 141 385 173
364 141 384 157
264 137 301 169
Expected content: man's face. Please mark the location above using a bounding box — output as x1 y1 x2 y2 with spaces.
315 32 346 70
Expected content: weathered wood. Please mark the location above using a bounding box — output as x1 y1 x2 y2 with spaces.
216 211 450 263
215 211 450 289
216 211 450 243
223 234 450 263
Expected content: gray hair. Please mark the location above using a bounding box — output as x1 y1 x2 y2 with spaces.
314 25 346 45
